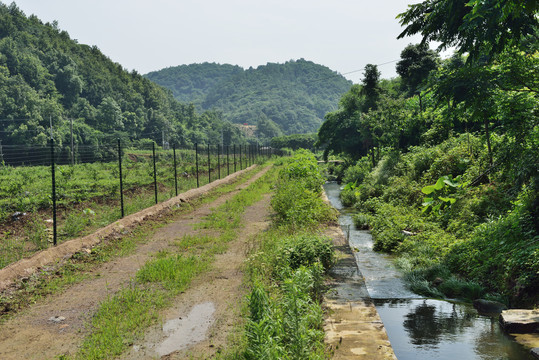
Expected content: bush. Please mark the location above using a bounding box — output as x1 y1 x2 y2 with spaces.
272 150 335 227
339 186 359 207
279 149 324 194
342 157 371 185
445 188 538 306
273 235 334 275
352 213 372 230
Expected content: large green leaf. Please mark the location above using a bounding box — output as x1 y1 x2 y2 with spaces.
422 177 446 194
439 196 456 204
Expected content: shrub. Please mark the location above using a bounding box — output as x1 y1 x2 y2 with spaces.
352 213 372 230
446 188 538 306
273 235 334 275
342 157 371 185
272 150 335 227
279 149 324 194
339 184 360 208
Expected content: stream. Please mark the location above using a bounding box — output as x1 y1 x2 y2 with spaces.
324 182 533 360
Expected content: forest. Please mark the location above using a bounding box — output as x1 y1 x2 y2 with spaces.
145 60 352 139
0 2 246 162
317 0 538 307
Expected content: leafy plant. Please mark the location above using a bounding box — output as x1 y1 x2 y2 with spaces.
421 175 466 214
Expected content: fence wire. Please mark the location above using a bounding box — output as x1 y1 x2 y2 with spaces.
0 141 280 269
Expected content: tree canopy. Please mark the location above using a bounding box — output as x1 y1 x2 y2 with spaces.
0 3 243 155
397 0 539 62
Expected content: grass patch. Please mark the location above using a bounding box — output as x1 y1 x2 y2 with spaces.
77 287 166 360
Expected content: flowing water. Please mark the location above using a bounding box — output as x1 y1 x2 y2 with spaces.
324 182 533 360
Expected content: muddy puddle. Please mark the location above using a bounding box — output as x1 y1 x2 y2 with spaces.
156 302 216 356
324 182 534 360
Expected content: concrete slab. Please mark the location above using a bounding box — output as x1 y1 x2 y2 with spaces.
500 309 539 333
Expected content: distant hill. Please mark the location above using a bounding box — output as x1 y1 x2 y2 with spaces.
0 3 242 153
145 60 352 136
145 63 243 108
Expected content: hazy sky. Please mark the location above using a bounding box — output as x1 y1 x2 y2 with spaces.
8 0 441 82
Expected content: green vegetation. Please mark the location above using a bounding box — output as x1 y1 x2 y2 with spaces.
0 166 264 323
232 151 336 359
145 60 352 138
271 149 336 228
270 133 317 151
144 63 243 107
317 1 538 307
242 235 331 359
0 3 245 154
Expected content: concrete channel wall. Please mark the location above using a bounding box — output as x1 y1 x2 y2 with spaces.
322 190 397 359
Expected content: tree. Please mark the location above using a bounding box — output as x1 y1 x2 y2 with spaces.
55 64 83 106
360 64 381 112
97 97 123 132
396 43 440 111
397 0 539 62
256 115 282 141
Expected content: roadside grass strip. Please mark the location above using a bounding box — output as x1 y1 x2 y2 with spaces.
220 152 336 359
68 166 276 360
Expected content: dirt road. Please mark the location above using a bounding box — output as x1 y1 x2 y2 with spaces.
0 167 272 360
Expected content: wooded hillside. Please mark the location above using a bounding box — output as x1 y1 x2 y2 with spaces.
145 60 352 138
0 3 244 155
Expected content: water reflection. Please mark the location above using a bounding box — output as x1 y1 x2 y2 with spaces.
403 300 473 347
375 299 533 360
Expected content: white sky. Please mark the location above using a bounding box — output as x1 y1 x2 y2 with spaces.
7 0 444 82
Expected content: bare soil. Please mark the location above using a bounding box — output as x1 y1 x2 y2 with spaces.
0 166 272 360
122 193 271 360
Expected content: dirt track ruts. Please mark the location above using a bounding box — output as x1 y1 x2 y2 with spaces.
0 165 272 360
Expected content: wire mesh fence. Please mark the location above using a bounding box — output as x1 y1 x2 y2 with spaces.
0 141 279 269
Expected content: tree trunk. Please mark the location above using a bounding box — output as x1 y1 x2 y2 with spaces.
419 92 423 113
371 147 375 167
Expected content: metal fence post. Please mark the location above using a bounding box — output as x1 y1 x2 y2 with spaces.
217 144 221 179
207 144 211 184
118 139 124 218
239 144 242 170
233 144 236 173
195 143 199 187
50 138 57 246
152 142 158 204
226 145 230 176
173 145 178 196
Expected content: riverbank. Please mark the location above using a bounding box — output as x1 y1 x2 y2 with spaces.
322 189 396 359
323 181 535 360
